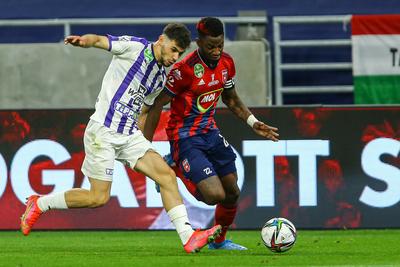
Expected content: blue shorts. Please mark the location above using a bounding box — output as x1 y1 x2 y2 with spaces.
170 130 237 184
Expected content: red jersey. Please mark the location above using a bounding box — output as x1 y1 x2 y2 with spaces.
164 49 236 141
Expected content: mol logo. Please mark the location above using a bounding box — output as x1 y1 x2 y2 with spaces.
196 88 223 113
201 93 215 103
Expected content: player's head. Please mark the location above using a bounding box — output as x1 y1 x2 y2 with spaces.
156 23 191 67
196 17 224 62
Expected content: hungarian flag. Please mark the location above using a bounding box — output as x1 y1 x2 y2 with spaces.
352 15 400 104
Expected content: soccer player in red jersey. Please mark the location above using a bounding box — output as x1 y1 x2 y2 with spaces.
143 17 279 250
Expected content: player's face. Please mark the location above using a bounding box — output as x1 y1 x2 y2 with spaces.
160 37 185 67
197 34 224 61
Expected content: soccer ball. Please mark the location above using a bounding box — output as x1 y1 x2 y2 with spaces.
261 217 297 253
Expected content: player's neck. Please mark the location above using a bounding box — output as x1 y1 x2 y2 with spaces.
197 49 219 69
153 41 162 66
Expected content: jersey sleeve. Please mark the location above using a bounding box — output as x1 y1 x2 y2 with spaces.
163 63 191 97
107 35 148 55
224 56 236 90
143 86 163 106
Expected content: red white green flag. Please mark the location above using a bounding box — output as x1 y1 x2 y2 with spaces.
352 14 400 104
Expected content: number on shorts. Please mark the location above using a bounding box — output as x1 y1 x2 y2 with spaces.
219 134 229 147
203 167 212 175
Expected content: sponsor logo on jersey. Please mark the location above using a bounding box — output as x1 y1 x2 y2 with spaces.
196 88 223 113
194 63 205 78
127 84 147 97
114 101 140 120
208 73 220 87
182 159 190 173
144 48 154 63
126 85 146 112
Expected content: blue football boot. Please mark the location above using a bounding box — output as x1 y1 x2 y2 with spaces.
208 240 248 250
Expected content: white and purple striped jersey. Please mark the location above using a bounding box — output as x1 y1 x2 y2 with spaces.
90 35 166 135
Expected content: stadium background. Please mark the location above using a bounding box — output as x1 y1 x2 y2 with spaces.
0 0 399 231
2 0 400 105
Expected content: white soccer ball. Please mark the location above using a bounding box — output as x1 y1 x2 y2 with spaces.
261 217 297 253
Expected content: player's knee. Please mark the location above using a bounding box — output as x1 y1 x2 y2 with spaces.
225 188 240 204
90 194 110 208
157 168 177 189
203 190 226 205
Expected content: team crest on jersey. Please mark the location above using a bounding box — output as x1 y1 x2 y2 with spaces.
197 88 223 113
194 63 205 78
144 48 154 63
182 159 190 173
222 69 228 83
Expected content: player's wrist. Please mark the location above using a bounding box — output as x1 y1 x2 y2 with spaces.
246 114 259 128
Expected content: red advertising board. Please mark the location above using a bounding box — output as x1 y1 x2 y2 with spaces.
0 106 399 229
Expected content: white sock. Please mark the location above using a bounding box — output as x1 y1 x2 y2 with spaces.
37 191 68 212
167 204 194 245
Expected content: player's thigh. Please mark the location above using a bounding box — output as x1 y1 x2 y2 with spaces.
81 120 116 182
196 175 225 203
117 130 157 170
134 150 175 185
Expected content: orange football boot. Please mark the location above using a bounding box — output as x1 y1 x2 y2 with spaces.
20 195 43 236
183 225 222 253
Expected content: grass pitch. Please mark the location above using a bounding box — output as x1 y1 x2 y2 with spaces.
1 229 399 267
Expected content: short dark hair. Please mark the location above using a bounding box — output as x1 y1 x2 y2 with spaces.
196 17 224 38
163 23 191 49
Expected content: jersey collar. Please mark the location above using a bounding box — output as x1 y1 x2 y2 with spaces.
196 49 219 69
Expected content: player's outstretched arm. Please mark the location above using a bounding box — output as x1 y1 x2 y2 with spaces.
142 91 173 141
64 34 109 50
221 88 279 141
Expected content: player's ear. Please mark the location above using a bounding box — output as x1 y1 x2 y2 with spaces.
196 38 201 47
158 34 165 44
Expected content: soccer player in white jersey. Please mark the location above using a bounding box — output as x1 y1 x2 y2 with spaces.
20 23 221 253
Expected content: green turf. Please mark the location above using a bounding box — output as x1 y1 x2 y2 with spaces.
1 230 399 267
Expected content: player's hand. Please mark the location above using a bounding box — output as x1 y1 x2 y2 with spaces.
252 121 279 141
64 35 88 47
